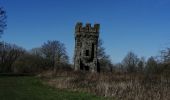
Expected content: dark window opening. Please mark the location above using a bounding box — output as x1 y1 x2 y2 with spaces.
80 60 83 70
84 66 89 71
86 50 89 56
92 43 94 58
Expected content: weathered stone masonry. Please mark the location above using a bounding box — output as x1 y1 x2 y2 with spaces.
74 22 100 72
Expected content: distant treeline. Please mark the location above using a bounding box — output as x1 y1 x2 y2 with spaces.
0 40 170 77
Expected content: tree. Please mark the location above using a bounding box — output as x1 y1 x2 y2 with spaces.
41 40 69 71
122 52 139 73
0 7 7 37
97 39 113 72
12 53 45 73
0 42 25 72
137 57 145 73
160 48 170 63
97 39 107 60
159 48 170 75
145 56 158 75
30 47 43 57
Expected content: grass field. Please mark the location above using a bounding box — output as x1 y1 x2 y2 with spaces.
0 76 107 100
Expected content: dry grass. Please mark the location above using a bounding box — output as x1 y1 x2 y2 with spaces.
39 70 170 100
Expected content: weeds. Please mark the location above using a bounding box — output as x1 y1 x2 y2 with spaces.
39 70 170 100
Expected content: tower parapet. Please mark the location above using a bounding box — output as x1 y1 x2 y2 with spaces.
75 22 100 34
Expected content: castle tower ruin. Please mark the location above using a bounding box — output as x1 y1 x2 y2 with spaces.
74 22 100 72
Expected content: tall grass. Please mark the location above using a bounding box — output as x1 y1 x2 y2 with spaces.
40 70 170 100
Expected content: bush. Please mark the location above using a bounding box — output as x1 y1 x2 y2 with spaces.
12 53 45 73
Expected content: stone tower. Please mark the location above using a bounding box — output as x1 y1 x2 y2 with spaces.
74 22 100 72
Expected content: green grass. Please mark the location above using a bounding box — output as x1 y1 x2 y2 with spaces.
0 76 107 100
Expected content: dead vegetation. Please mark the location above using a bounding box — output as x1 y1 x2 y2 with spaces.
39 70 170 100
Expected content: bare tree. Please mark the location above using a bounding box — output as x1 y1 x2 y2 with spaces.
160 48 170 63
97 39 113 72
97 39 106 59
145 56 158 75
0 7 7 37
137 57 145 73
30 47 43 57
0 42 25 72
41 40 69 71
122 52 139 73
159 48 170 76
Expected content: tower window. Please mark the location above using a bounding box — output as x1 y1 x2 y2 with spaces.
86 50 89 56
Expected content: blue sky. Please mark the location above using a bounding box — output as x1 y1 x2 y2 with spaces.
1 0 170 63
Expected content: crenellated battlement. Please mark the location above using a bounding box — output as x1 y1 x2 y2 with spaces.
75 22 100 34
